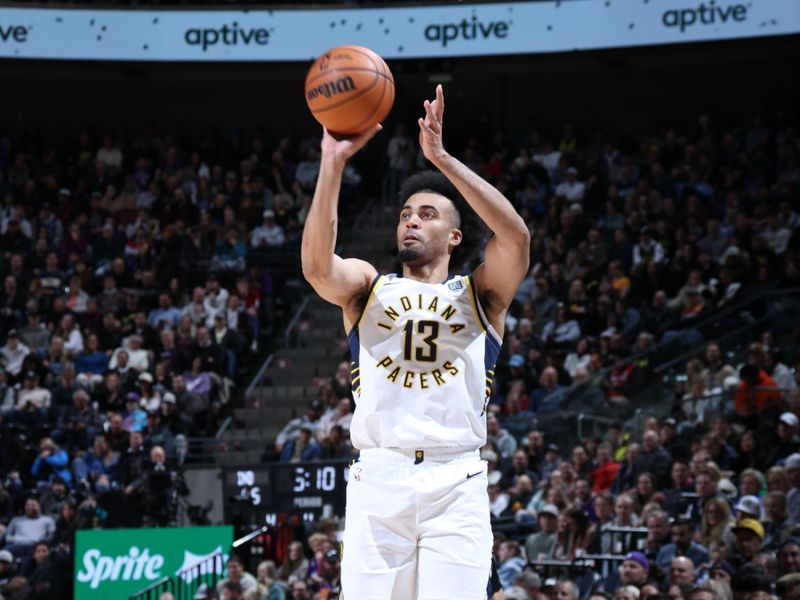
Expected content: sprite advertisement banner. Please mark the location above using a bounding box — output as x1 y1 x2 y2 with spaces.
74 526 232 600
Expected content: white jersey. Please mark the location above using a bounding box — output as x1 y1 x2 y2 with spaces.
347 273 502 451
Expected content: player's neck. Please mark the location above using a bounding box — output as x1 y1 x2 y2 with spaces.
401 258 451 283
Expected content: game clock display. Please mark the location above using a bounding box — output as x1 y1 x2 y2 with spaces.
223 461 348 525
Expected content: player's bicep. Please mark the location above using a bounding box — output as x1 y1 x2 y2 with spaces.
474 235 529 311
305 255 378 309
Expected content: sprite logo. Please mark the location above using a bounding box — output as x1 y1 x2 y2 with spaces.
75 527 232 600
76 545 227 589
77 546 165 589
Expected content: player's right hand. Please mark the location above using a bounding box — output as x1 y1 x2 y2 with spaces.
321 124 382 163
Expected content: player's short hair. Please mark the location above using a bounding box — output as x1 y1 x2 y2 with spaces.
397 170 488 268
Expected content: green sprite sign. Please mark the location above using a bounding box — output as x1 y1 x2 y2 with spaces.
74 526 233 600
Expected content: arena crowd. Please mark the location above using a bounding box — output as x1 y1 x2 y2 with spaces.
1 103 799 600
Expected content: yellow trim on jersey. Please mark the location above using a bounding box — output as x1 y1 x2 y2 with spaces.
465 275 488 333
354 274 384 332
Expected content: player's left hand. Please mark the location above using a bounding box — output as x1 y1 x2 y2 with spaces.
418 84 447 164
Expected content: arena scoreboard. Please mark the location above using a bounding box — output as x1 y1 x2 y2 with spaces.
223 461 348 525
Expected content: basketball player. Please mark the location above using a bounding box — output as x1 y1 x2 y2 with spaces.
301 84 530 599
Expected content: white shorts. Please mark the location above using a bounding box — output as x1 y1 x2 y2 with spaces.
341 448 492 600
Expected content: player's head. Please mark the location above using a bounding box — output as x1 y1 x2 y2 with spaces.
396 171 487 269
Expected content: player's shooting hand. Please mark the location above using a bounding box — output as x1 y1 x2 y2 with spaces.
418 84 447 164
321 124 383 164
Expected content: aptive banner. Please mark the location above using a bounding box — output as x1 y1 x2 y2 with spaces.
74 525 233 600
0 1 797 62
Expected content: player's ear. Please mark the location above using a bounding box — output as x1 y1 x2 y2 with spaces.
450 228 463 248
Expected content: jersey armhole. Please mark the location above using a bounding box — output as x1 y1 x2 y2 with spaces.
347 273 383 338
467 274 502 345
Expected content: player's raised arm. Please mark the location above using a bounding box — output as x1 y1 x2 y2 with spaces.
301 126 381 320
417 85 530 331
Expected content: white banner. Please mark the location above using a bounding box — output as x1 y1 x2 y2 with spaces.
0 1 797 62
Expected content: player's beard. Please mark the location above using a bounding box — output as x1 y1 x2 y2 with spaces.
397 247 424 263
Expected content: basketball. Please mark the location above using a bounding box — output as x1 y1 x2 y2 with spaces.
305 45 395 136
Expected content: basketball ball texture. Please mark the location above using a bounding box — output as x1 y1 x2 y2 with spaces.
305 45 395 136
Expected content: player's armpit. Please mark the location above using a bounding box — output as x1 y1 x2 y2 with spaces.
304 255 378 315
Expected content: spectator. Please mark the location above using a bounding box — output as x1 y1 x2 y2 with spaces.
279 424 321 463
525 503 559 561
251 210 286 249
276 541 308 583
249 560 285 600
656 518 710 573
497 540 526 590
763 491 792 551
669 556 697 586
0 329 31 379
735 364 782 421
697 497 735 555
2 497 54 558
727 519 765 568
216 556 256 597
488 414 518 460
30 439 71 489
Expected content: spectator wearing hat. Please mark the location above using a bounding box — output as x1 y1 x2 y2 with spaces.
776 412 800 460
708 559 736 585
524 503 559 561
537 443 561 484
726 519 765 568
734 495 763 521
656 518 710 573
137 372 160 413
604 551 651 594
251 210 286 249
159 392 194 438
273 399 324 458
555 167 585 202
9 371 50 427
0 548 18 591
314 547 341 599
122 393 147 432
